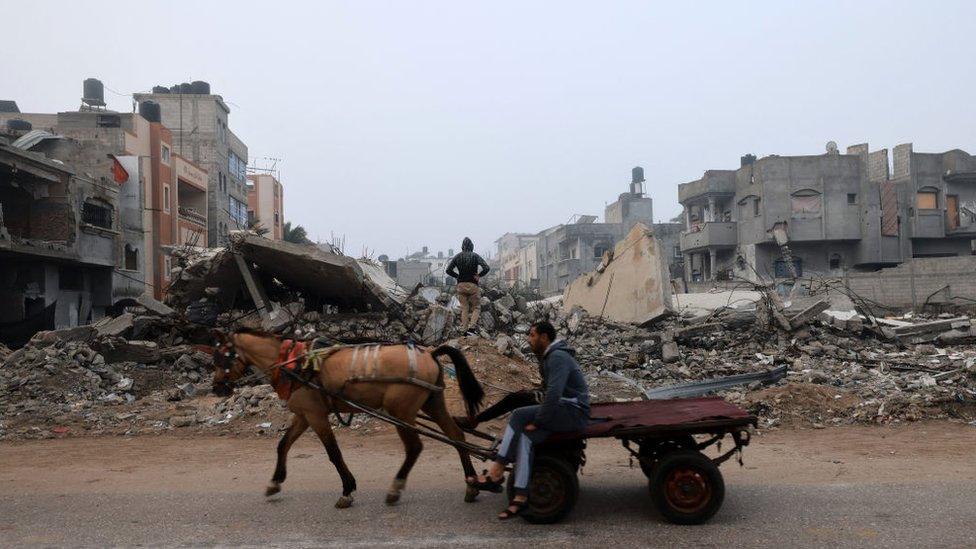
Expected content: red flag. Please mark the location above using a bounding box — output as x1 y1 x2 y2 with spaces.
111 156 129 185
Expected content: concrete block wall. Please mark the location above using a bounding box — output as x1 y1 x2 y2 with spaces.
841 256 976 309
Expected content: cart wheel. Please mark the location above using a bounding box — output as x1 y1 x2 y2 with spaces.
505 454 579 524
649 450 725 525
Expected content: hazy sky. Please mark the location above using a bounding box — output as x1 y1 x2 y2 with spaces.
4 1 975 259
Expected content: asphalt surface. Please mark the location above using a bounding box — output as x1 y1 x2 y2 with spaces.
2 424 975 548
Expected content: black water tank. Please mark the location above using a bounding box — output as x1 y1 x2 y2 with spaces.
179 82 193 94
632 166 645 184
170 84 181 93
83 78 105 105
152 85 170 94
139 101 161 123
190 81 211 94
741 154 757 167
6 119 33 131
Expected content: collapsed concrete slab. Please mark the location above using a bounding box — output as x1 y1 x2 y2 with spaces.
561 223 672 325
166 233 404 318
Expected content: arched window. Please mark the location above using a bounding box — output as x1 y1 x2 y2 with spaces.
791 189 822 214
829 253 842 270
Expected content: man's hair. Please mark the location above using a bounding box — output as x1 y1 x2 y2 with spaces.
530 320 557 342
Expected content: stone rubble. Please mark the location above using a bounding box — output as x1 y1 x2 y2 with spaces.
2 281 975 440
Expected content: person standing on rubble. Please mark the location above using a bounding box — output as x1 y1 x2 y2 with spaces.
446 237 490 336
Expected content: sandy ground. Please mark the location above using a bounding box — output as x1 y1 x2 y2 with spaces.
2 422 975 547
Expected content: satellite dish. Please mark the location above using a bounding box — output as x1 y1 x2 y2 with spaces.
826 141 839 154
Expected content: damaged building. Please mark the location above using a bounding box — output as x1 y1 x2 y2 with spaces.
498 167 684 296
679 143 976 288
0 137 116 346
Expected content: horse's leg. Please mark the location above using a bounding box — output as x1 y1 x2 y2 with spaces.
266 413 309 497
307 413 358 508
386 424 423 505
422 393 480 503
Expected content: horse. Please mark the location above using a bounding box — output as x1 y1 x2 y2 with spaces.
210 328 484 509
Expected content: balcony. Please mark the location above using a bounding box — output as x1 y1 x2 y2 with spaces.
556 258 581 277
680 222 738 252
178 206 207 227
678 171 736 203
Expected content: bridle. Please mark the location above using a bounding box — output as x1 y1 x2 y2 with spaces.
213 339 270 391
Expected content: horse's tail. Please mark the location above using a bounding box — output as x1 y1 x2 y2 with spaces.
430 345 484 418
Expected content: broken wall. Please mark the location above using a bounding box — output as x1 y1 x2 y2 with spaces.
562 223 672 325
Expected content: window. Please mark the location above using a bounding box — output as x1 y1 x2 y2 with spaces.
228 152 247 182
673 246 682 259
917 188 938 209
96 114 121 128
124 244 138 270
228 197 248 227
163 257 172 280
82 200 112 229
274 211 279 226
791 189 822 214
248 210 257 227
774 258 802 278
829 254 842 270
161 144 171 165
847 193 857 205
753 197 761 217
593 243 609 259
163 184 170 213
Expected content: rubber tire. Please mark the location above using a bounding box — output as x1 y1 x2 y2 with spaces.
649 450 725 525
505 454 579 524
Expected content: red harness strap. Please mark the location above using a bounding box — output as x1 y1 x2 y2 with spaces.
270 339 308 400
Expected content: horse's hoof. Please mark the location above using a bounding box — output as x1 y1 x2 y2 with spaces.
464 485 479 503
385 491 401 505
335 495 354 509
265 483 281 497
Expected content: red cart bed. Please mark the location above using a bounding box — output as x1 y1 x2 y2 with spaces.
509 397 757 525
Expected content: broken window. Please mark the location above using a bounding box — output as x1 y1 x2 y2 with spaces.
774 258 802 278
791 189 822 214
917 188 938 209
593 243 609 259
753 197 761 217
124 244 138 270
82 200 112 229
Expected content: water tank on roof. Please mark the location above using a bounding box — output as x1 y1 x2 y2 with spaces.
741 154 757 167
139 101 161 123
82 78 105 106
632 166 645 184
190 81 211 94
180 82 193 94
170 84 181 93
6 118 32 131
152 85 170 94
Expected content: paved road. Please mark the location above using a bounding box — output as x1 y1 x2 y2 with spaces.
2 424 975 547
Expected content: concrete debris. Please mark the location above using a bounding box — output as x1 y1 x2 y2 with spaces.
3 244 976 440
562 223 672 325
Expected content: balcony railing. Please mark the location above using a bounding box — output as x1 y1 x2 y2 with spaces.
178 206 207 227
680 222 738 251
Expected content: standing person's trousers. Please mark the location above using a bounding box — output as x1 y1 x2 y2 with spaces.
495 404 587 495
456 282 481 331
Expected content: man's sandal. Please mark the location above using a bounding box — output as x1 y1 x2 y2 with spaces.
498 499 529 520
467 470 504 493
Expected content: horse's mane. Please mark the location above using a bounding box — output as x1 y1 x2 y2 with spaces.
233 326 279 338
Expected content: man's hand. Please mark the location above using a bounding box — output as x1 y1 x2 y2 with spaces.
524 423 537 432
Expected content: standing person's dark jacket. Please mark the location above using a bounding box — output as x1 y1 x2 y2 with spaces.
534 340 591 428
446 238 490 284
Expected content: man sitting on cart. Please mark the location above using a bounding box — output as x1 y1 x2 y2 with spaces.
468 320 591 519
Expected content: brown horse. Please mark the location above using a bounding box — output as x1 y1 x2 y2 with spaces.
211 329 484 508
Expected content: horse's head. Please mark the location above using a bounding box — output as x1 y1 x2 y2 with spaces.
211 330 248 397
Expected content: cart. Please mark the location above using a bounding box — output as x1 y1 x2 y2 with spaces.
501 396 757 524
